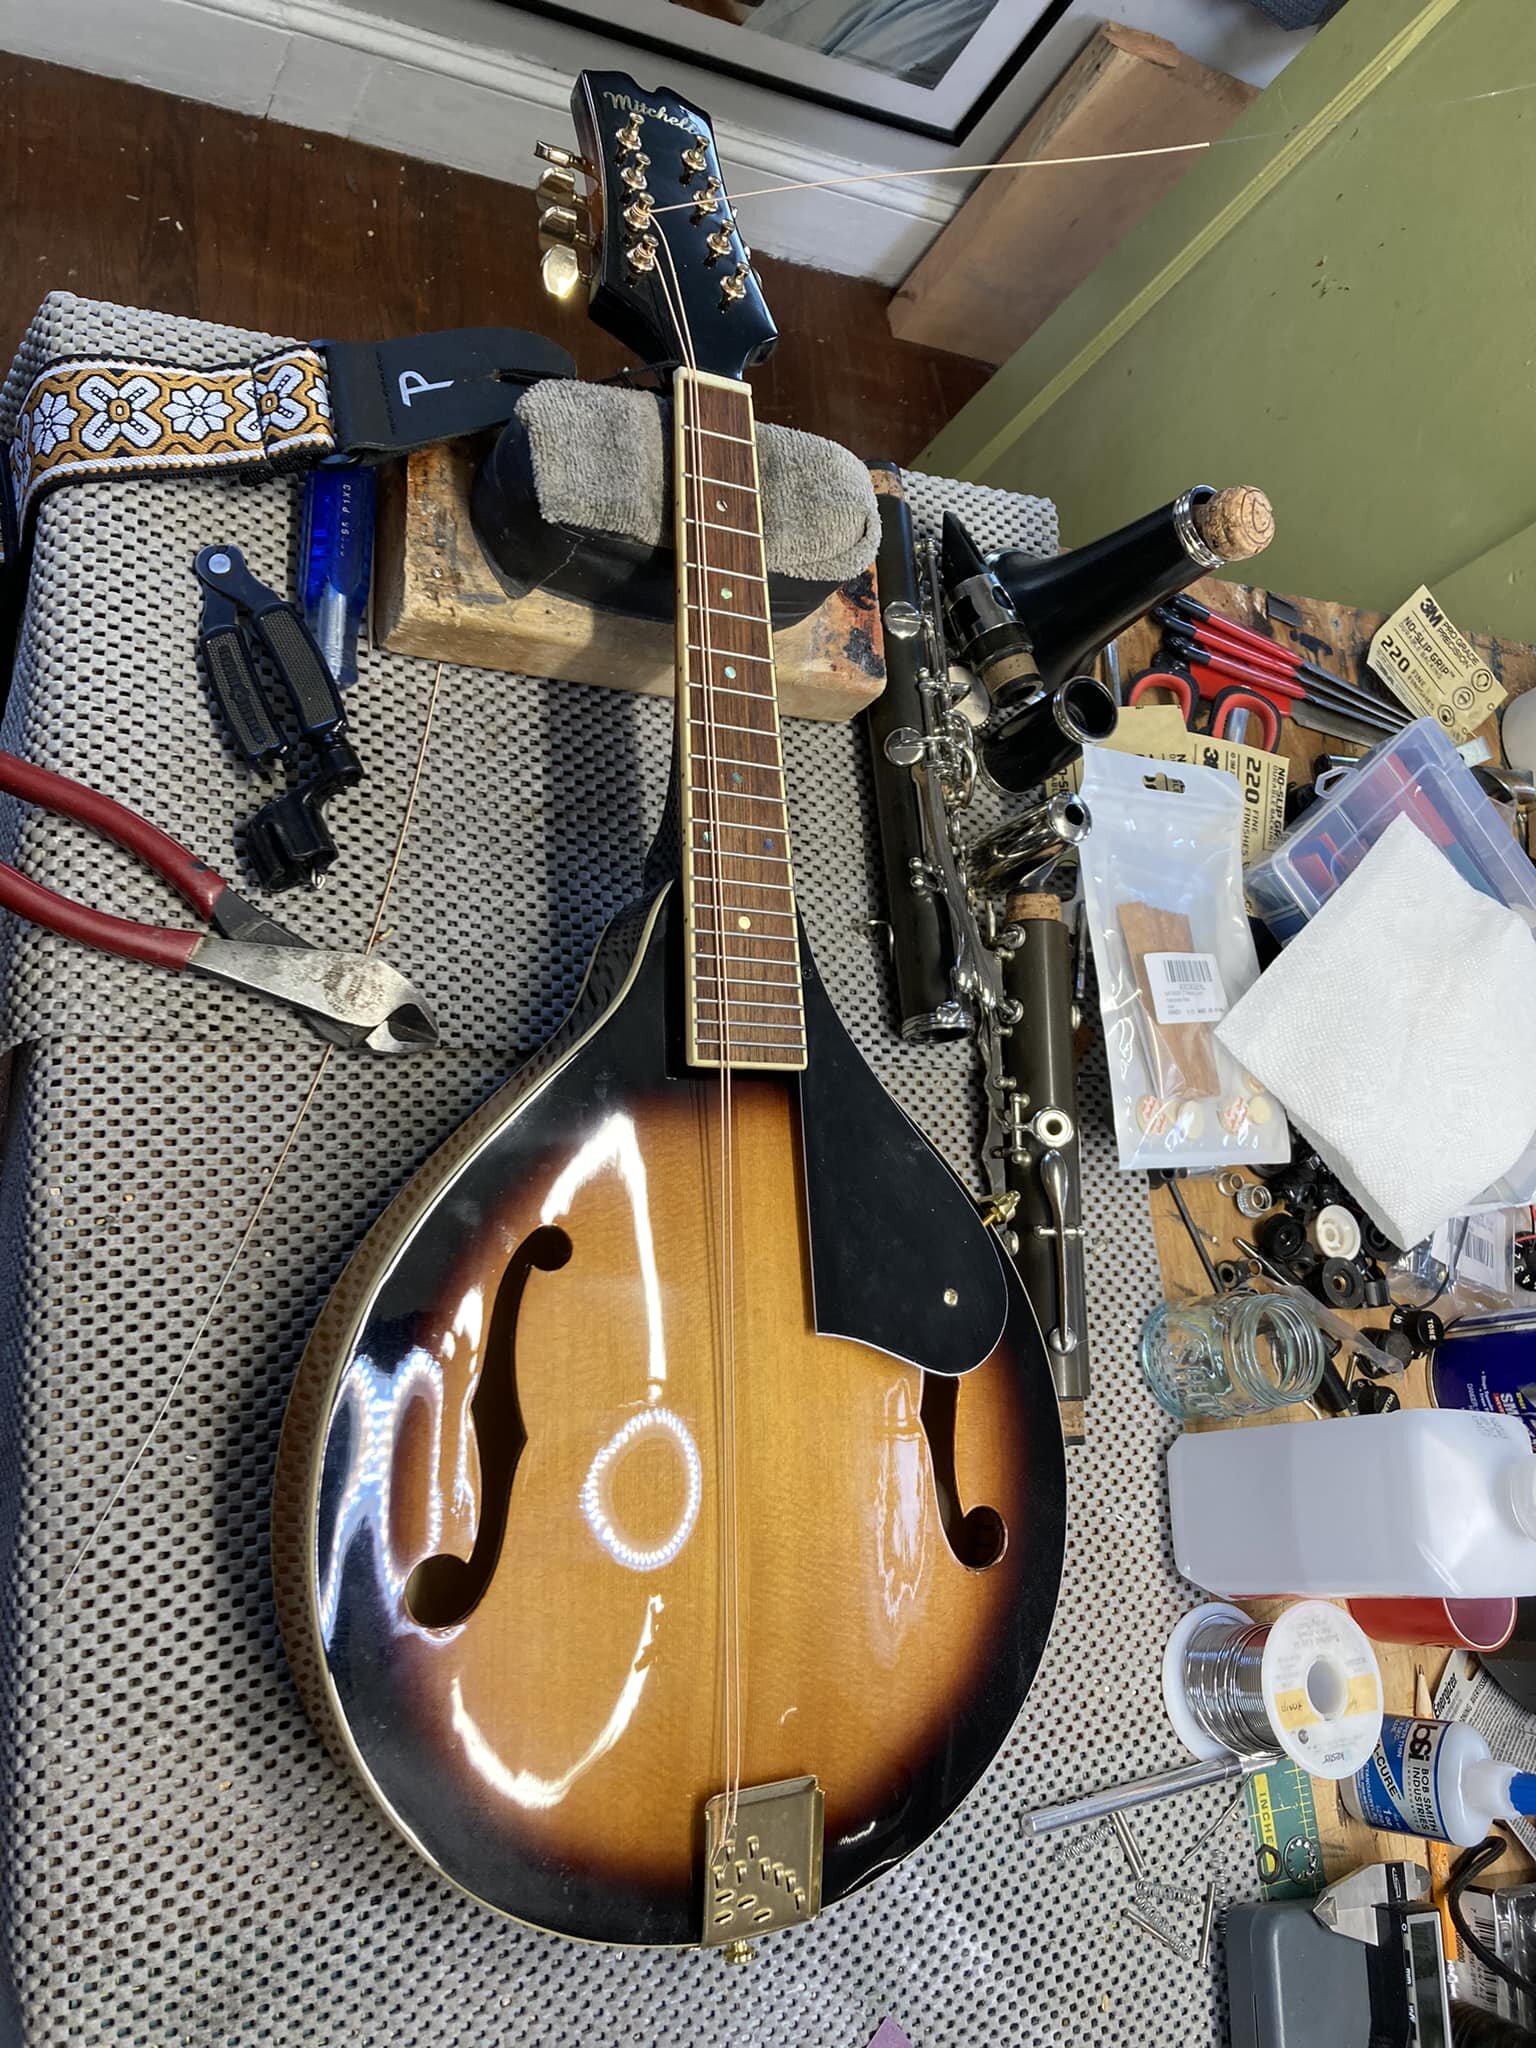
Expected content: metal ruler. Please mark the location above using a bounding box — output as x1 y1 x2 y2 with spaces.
1247 1757 1325 1901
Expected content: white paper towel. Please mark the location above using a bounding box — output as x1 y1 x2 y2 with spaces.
1217 814 1536 1247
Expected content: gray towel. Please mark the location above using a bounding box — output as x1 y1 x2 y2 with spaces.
518 378 881 584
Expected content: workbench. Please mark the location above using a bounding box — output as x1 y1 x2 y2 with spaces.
1128 577 1536 1894
0 293 1527 2046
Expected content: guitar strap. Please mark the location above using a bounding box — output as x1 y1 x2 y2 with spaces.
0 324 576 567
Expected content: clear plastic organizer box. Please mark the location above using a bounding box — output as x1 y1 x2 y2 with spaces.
1246 716 1536 942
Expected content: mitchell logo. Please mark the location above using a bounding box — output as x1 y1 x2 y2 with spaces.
603 89 694 132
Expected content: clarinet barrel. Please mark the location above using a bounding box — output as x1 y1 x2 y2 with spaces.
991 484 1275 698
865 463 967 1042
999 891 1089 1438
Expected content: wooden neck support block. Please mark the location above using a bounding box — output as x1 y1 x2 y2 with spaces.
373 441 887 722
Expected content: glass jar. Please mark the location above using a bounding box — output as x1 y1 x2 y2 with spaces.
1139 1292 1326 1420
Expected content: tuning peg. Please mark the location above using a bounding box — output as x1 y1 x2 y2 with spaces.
535 140 593 175
681 138 709 174
540 244 585 302
623 194 655 232
720 268 748 305
617 116 642 151
705 224 734 260
538 203 586 251
620 158 651 192
536 165 577 207
626 237 659 274
690 178 723 222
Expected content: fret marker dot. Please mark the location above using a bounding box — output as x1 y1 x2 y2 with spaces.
715 498 727 512
738 916 752 931
720 586 732 602
731 772 743 786
701 830 712 846
723 665 737 679
762 837 774 852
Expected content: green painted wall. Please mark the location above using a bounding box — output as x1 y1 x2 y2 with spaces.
921 0 1536 641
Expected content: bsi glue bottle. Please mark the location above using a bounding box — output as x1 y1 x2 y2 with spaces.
1342 1714 1536 1846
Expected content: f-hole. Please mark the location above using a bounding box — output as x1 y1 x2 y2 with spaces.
405 1224 572 1629
920 1372 1007 1570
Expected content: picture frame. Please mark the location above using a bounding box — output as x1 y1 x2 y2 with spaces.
506 0 1078 141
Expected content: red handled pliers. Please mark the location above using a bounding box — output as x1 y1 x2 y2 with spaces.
0 753 437 1054
1126 668 1282 750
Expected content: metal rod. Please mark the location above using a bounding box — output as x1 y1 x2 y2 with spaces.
1022 1753 1265 1835
1157 1173 1223 1293
1197 1883 1218 1968
1112 1809 1148 1881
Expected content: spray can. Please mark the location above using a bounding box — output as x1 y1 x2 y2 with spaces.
1342 1713 1536 1846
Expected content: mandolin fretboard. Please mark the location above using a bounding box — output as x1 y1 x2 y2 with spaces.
673 367 806 1072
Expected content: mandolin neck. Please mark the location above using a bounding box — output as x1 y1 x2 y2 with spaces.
672 367 806 1072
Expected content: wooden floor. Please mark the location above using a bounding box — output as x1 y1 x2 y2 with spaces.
0 57 987 462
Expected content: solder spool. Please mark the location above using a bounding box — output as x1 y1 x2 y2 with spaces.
1162 1601 1383 1782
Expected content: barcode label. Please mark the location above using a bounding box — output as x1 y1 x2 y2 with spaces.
1433 1213 1507 1293
1146 951 1227 1025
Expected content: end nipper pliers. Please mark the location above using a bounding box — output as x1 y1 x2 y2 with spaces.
0 751 436 1055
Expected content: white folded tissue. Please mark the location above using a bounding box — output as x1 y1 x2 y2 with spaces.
1216 813 1536 1249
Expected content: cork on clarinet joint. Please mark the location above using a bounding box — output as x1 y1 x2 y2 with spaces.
1005 891 1065 926
1194 486 1275 563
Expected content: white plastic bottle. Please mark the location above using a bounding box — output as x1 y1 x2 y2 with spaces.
1343 1714 1536 1846
1167 1409 1536 1598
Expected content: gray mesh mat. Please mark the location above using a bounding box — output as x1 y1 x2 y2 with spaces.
0 298 1241 2048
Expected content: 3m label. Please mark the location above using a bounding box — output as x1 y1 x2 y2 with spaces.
1368 585 1505 741
1146 951 1226 1025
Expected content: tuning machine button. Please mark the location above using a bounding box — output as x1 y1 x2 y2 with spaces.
538 203 586 249
681 138 709 174
540 244 585 302
536 165 578 207
535 140 594 176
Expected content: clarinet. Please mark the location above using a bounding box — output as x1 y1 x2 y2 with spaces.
865 463 974 1042
995 891 1090 1445
865 466 1091 1435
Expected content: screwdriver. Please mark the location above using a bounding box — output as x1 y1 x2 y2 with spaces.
1160 630 1405 736
1165 596 1401 723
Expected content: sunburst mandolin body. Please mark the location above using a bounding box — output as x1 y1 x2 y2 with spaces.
273 66 1066 1952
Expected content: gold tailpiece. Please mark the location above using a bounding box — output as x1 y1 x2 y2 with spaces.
701 1776 824 1952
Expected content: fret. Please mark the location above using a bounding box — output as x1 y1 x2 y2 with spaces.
690 882 796 900
686 424 756 445
686 713 778 740
703 789 788 810
688 848 793 868
685 643 773 666
694 992 803 1012
694 941 801 962
693 1026 807 1046
684 563 769 586
694 966 799 985
697 517 759 539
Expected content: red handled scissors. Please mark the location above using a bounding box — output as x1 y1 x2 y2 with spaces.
0 752 437 1053
1127 668 1282 750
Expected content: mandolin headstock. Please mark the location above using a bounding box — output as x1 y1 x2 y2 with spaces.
534 70 778 382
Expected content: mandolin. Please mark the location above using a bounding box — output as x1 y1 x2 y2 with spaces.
273 70 1066 1955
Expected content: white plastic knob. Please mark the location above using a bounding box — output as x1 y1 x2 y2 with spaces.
1314 1204 1362 1261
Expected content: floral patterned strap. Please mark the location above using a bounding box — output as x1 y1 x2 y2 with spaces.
9 345 334 529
